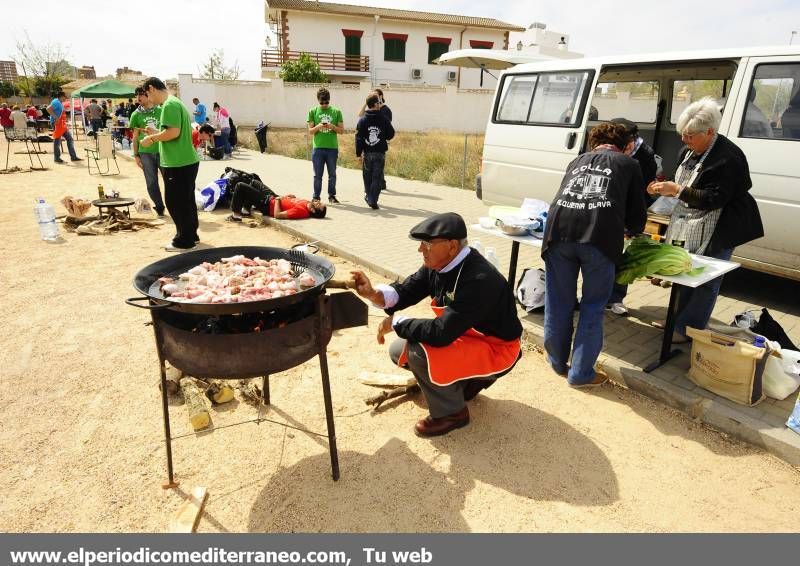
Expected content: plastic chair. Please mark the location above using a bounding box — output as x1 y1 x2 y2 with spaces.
85 131 119 175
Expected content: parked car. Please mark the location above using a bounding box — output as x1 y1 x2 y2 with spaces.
476 46 800 281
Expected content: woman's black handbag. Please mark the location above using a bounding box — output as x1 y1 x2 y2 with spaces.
207 146 224 160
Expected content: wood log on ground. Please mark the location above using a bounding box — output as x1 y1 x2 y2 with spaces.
160 365 184 396
365 383 421 410
236 379 263 405
180 379 211 431
205 380 234 405
168 486 208 533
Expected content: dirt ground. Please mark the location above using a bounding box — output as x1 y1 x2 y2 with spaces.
1 142 799 533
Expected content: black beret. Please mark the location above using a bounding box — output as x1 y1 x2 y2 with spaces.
409 212 467 241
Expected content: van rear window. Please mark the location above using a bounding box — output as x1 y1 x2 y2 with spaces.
494 71 593 126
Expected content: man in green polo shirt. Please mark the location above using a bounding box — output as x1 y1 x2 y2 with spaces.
307 87 343 203
140 77 200 251
130 86 165 216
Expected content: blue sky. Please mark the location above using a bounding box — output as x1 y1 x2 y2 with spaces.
2 0 798 80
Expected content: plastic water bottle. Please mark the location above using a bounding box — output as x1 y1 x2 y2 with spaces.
34 198 59 241
485 247 500 270
753 336 767 348
669 215 688 247
472 240 484 255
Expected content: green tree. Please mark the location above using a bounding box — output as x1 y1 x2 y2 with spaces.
0 81 16 98
198 49 241 80
11 31 72 95
278 53 328 83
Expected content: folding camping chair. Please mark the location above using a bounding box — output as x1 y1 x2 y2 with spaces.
85 131 119 175
3 126 45 171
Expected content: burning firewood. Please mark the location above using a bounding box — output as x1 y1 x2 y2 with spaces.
180 379 211 431
236 379 263 405
205 380 234 405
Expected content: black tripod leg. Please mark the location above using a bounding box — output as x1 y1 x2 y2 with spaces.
152 312 178 489
318 349 339 481
262 375 270 405
159 356 178 489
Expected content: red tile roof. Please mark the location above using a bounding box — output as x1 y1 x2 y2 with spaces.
266 0 524 31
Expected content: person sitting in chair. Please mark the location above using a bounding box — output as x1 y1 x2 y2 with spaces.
227 178 327 221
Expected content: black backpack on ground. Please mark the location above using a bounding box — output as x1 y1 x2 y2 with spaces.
219 167 262 209
228 117 237 147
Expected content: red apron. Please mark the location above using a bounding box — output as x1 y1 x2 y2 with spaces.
53 113 67 140
397 300 521 386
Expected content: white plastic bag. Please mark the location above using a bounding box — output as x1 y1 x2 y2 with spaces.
781 349 800 377
520 198 549 219
763 354 800 400
648 195 680 215
516 268 545 312
134 198 153 215
195 178 229 212
787 392 800 435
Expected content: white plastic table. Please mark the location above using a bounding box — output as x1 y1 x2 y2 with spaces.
470 224 543 288
643 254 740 372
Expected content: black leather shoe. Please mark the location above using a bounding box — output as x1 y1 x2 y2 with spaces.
328 195 340 204
414 407 469 437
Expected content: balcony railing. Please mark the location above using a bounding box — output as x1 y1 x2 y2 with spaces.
261 50 369 73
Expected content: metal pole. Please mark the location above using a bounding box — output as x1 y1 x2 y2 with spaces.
461 133 468 190
790 31 797 45
316 295 339 481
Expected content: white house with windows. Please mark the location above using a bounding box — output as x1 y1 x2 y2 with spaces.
262 0 525 89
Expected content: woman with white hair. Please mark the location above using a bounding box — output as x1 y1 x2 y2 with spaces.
648 97 763 343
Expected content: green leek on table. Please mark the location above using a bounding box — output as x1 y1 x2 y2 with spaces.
615 236 705 285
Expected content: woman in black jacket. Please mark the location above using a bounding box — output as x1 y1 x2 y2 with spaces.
648 97 764 342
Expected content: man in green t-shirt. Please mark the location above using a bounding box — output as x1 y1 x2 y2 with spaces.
306 87 343 203
140 77 200 251
130 86 164 216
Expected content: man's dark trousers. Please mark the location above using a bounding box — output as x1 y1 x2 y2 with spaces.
362 152 385 206
161 162 199 248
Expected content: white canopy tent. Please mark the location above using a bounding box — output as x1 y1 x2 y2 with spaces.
434 48 551 71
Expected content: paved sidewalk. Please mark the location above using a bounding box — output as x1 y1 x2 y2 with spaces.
124 148 800 464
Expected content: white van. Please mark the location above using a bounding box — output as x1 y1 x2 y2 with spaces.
476 46 800 281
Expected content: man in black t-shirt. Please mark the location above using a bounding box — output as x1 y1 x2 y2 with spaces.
541 122 647 388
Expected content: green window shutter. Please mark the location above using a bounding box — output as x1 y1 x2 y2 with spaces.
427 42 449 64
384 39 406 62
345 36 360 56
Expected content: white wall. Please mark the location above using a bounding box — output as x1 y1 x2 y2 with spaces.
277 11 506 89
178 74 494 133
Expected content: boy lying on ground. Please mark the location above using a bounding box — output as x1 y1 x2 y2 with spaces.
226 179 327 221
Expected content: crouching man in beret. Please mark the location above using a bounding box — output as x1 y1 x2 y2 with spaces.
351 212 523 437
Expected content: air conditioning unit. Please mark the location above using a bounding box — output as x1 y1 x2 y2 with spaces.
447 70 457 82
411 68 422 80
